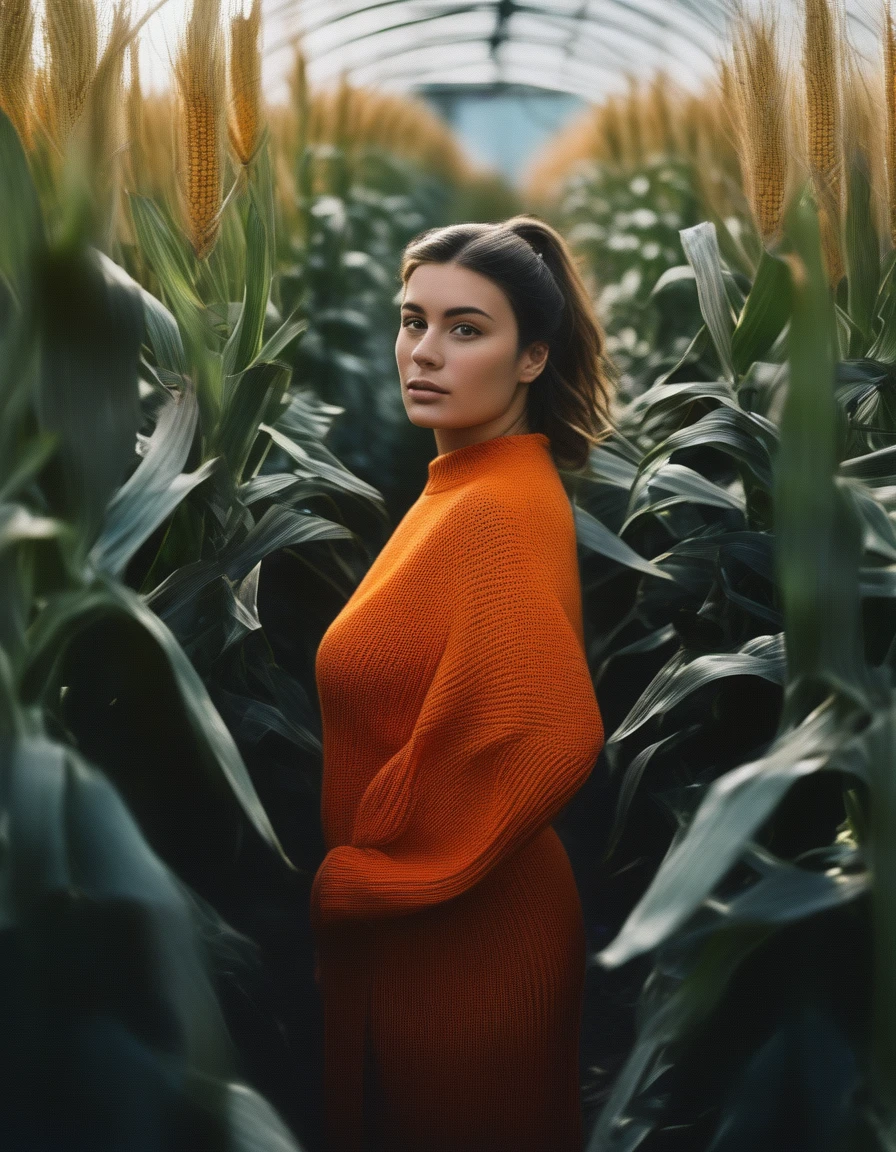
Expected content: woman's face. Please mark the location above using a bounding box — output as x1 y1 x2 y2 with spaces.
395 261 549 452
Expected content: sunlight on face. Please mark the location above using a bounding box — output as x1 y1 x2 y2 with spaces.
395 262 548 453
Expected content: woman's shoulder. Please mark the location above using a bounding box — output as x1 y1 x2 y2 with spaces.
433 472 576 581
451 462 575 535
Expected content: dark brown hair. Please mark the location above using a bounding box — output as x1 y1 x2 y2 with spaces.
398 213 615 472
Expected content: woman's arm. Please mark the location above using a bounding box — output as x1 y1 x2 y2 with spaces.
310 495 604 928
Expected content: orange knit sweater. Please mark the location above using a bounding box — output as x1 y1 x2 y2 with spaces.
310 432 605 1152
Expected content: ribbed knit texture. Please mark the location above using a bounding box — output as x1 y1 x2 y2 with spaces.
310 432 605 1152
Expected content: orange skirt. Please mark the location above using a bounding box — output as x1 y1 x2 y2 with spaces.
317 826 587 1152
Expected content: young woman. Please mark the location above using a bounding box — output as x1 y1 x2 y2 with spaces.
310 214 614 1152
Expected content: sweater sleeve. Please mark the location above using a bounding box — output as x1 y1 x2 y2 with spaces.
310 495 605 928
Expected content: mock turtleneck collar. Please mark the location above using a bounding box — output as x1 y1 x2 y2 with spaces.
423 433 552 495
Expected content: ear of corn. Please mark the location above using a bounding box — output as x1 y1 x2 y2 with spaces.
0 0 35 146
175 0 225 260
804 0 845 283
730 12 789 246
886 1 896 246
228 0 262 165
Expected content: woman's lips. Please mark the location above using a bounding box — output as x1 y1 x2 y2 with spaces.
407 384 448 399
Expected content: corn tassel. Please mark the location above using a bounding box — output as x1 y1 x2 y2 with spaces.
228 0 262 165
42 0 98 144
0 0 35 146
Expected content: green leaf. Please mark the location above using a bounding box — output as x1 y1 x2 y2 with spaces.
96 250 187 375
223 199 270 380
216 362 291 482
589 925 772 1152
145 505 355 618
870 254 896 364
844 151 881 358
260 422 388 514
587 446 640 489
731 249 793 376
106 581 295 868
776 192 872 719
128 195 202 323
250 308 308 368
630 407 777 512
717 843 867 925
6 735 241 1124
843 480 896 563
239 474 318 506
650 264 696 297
840 443 896 487
609 633 787 744
226 1082 306 1152
626 379 740 427
34 244 143 551
90 386 215 577
0 433 58 505
622 463 746 530
23 583 294 868
0 110 43 296
604 726 700 860
0 503 63 552
599 698 851 967
573 505 675 580
680 222 736 383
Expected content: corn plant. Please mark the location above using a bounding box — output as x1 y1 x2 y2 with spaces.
569 3 896 1145
0 107 311 1152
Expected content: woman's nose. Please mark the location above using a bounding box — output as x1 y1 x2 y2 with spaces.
412 334 441 367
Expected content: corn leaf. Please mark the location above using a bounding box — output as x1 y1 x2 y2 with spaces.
599 698 849 967
145 505 355 618
589 925 773 1152
776 193 872 718
23 584 293 868
630 407 777 513
844 152 881 358
680 222 736 383
90 386 215 577
34 245 143 552
226 1082 305 1152
128 195 202 323
731 249 792 376
223 200 270 381
609 633 787 744
870 254 896 364
96 250 187 376
250 309 308 368
622 464 746 529
216 362 291 482
573 505 674 579
0 111 43 296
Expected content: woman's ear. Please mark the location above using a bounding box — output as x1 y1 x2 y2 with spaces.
519 341 550 383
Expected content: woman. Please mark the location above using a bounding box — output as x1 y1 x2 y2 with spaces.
310 214 613 1152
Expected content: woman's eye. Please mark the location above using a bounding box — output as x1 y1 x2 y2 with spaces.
401 319 478 336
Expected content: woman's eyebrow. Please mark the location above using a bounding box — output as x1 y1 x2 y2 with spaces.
400 302 493 320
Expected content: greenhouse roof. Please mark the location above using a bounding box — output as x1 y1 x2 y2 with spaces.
265 0 884 103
